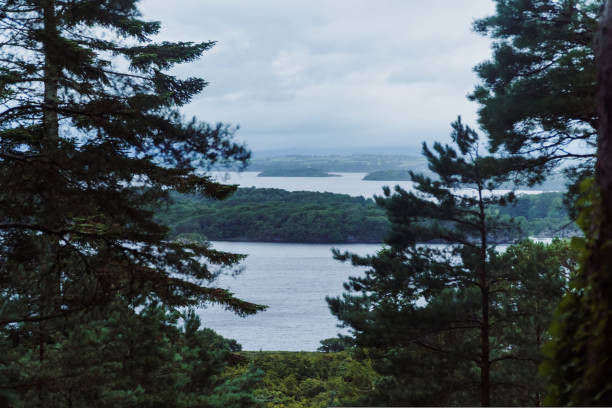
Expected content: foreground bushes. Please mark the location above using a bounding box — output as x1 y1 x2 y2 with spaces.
226 351 376 408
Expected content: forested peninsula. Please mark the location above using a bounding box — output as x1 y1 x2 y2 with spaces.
158 188 579 243
362 169 412 180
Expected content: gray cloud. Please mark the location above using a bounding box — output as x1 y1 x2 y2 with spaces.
139 0 496 154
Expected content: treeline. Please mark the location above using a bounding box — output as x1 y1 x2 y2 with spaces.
158 188 578 243
496 192 575 237
159 188 389 243
362 169 412 180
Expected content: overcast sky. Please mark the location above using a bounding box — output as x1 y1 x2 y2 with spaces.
139 0 496 155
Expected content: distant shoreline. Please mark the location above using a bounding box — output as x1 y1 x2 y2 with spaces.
207 236 564 246
257 168 340 177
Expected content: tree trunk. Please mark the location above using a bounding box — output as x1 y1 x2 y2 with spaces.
38 3 60 405
582 0 612 403
43 0 59 144
535 302 541 407
480 286 490 407
478 186 490 407
42 0 62 308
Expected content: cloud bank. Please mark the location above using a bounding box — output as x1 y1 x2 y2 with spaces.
140 0 496 154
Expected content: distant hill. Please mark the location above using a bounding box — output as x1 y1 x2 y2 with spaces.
244 155 567 190
245 154 428 173
363 169 412 181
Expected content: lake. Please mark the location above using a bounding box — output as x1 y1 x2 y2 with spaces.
199 238 553 351
199 241 379 351
196 174 552 351
209 171 544 198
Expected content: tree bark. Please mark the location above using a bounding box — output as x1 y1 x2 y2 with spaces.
582 0 612 403
39 3 60 405
478 185 490 407
42 0 59 144
480 286 490 407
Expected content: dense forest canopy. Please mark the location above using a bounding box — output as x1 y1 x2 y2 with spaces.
158 188 578 243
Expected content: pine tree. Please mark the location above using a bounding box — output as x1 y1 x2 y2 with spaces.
0 0 265 404
8 304 264 407
472 0 599 191
327 118 571 406
493 239 575 406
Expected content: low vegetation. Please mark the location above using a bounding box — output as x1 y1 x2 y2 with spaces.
226 351 377 408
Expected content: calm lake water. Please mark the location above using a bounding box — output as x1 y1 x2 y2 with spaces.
198 241 379 351
199 239 553 351
209 171 544 197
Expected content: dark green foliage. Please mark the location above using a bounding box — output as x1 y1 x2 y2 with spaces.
158 188 577 244
0 0 260 316
317 336 353 353
472 0 599 179
329 241 574 406
226 351 377 408
472 1 612 404
159 188 391 243
541 179 612 406
493 240 576 406
541 0 612 399
327 118 576 406
0 0 263 405
495 192 579 237
6 305 263 407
